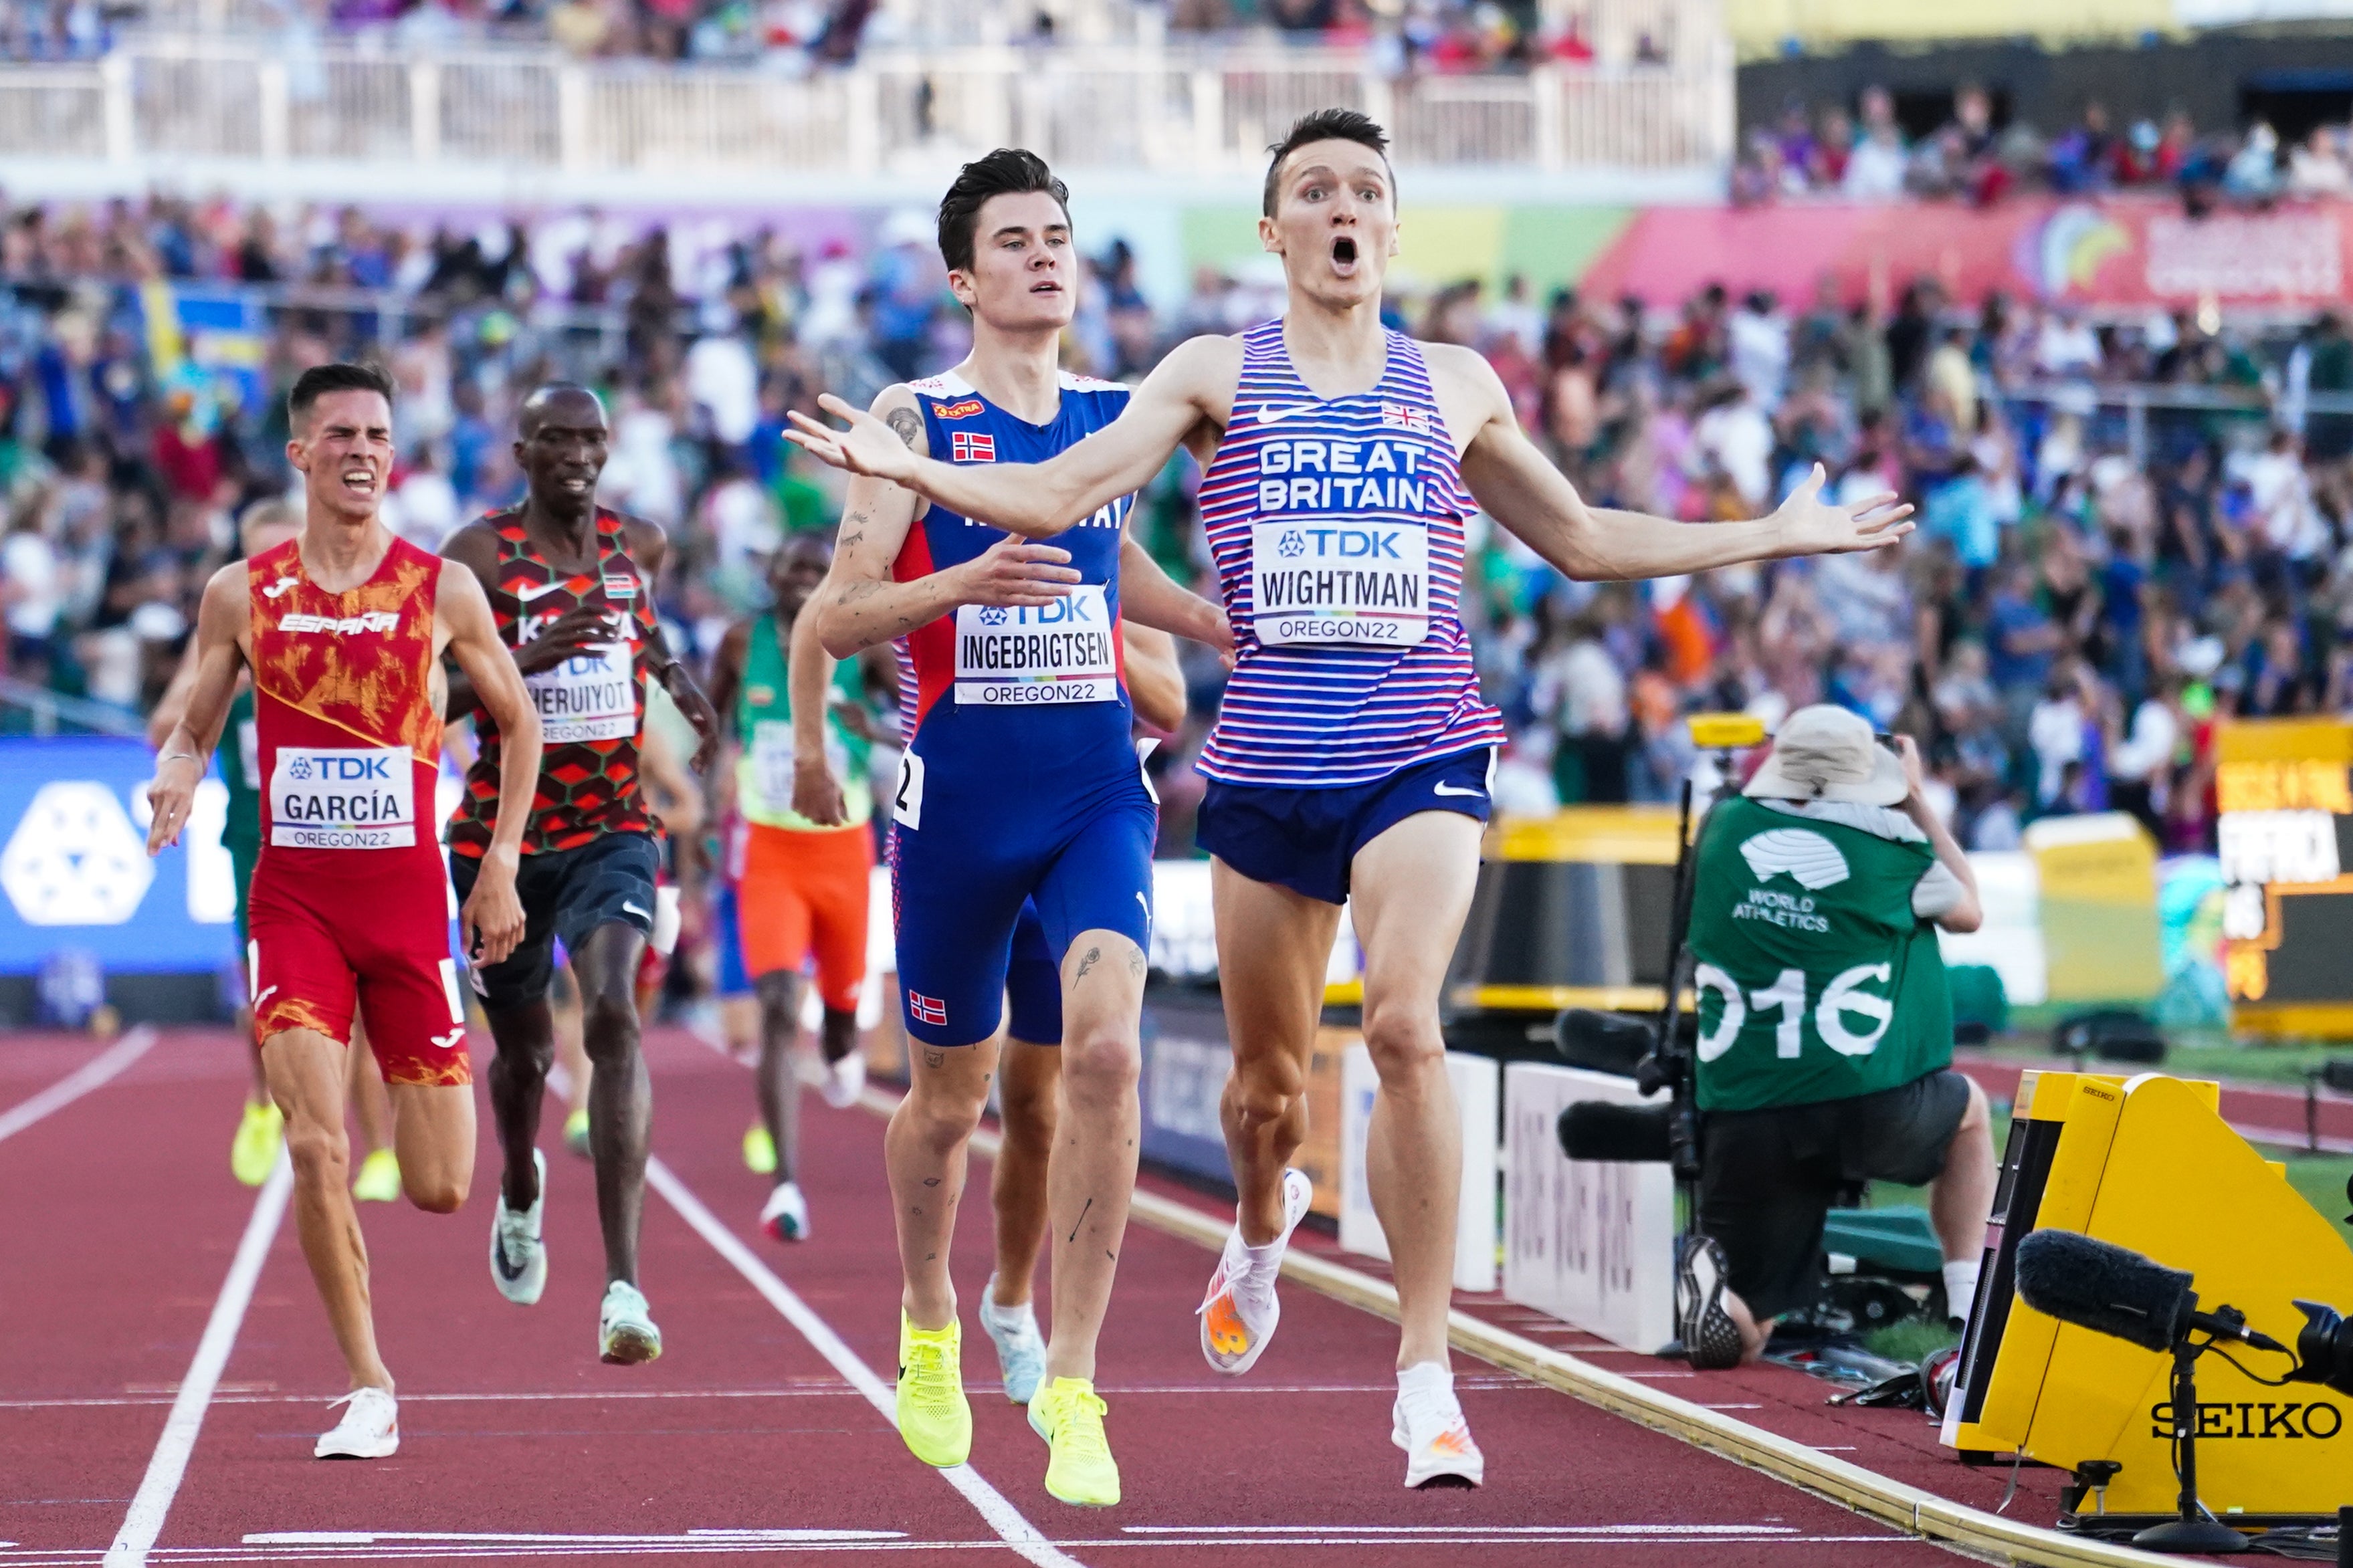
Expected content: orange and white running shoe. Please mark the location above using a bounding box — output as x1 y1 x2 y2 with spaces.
1197 1167 1312 1376
1391 1363 1484 1488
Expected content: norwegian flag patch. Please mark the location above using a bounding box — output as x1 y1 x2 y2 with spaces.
1380 402 1435 435
908 990 948 1027
950 431 997 463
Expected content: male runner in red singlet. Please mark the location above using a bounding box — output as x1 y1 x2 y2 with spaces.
146 362 540 1460
442 382 719 1364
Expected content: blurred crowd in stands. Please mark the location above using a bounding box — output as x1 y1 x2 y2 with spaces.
1736 81 2353 211
3 189 2350 860
0 0 1592 70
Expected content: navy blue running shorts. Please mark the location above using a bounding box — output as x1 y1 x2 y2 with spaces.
1003 901 1062 1045
1196 745 1495 906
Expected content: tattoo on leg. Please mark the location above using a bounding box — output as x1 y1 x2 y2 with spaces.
885 407 924 449
923 1048 944 1069
1127 948 1145 978
1075 946 1101 982
1066 1195 1094 1244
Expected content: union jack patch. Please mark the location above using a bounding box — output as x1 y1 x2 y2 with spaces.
908 990 948 1027
1380 402 1435 435
950 431 997 463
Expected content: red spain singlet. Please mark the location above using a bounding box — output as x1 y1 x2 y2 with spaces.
243 531 470 1086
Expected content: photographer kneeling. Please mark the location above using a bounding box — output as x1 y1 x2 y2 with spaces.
1677 705 1995 1369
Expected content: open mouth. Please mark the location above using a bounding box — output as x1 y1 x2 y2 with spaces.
1030 280 1063 295
1331 235 1359 270
340 468 377 497
559 474 593 494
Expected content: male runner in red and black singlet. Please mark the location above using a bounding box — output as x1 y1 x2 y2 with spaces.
146 362 542 1460
442 382 719 1365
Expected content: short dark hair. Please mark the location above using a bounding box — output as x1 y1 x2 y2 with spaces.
288 362 395 429
936 148 1071 275
1262 108 1393 218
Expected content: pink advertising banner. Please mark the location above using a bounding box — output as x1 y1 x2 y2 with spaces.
1574 195 2353 311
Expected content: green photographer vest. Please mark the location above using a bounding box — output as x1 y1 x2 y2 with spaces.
1687 796 1953 1113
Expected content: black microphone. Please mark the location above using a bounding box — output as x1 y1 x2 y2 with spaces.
2015 1231 2287 1355
1556 1100 1672 1163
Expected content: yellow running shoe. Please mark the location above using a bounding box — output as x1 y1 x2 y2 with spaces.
352 1147 401 1203
895 1314 970 1468
743 1122 777 1175
564 1106 591 1158
230 1100 284 1187
1028 1377 1120 1507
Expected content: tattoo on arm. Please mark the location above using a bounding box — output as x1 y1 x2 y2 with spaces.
885 407 923 449
837 582 882 606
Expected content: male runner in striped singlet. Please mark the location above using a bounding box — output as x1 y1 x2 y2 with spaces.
799 148 1229 1508
788 110 1912 1488
146 362 540 1460
443 382 720 1365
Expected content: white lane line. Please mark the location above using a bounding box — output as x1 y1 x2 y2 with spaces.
104 1155 294 1568
0 1027 159 1145
645 1157 1084 1568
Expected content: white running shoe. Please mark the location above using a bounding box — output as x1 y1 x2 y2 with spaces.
314 1386 399 1460
760 1181 809 1242
978 1274 1047 1406
489 1149 547 1306
819 1050 866 1110
599 1280 663 1365
1391 1366 1484 1488
1675 1234 1743 1371
1197 1168 1312 1376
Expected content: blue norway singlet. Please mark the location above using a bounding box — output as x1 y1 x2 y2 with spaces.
1195 321 1505 788
883 367 1156 1048
891 369 1136 786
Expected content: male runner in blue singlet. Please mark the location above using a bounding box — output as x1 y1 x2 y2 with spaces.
802 149 1227 1508
789 111 1912 1488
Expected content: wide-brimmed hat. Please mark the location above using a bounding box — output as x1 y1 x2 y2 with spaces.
1743 704 1909 807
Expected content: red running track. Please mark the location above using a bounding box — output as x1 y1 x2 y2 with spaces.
0 1024 1964 1567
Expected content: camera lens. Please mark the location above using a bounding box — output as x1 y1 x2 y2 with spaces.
2290 1301 2353 1397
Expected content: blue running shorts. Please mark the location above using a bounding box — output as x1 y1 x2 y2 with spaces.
1196 745 1496 906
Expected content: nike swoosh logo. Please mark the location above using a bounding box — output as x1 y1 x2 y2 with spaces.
514 580 572 604
1432 781 1484 798
493 1240 528 1282
1253 405 1313 426
623 901 650 920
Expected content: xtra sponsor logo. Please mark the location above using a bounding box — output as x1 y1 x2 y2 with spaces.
932 398 985 420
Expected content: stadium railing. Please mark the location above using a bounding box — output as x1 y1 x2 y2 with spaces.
0 679 146 739
1994 380 2353 467
0 35 1733 175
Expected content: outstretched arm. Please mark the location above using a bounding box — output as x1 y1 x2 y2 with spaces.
809 384 1082 657
785 336 1231 540
1442 347 1912 579
145 564 249 854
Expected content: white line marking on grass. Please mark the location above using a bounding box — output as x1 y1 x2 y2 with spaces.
104 1154 294 1568
0 1027 157 1145
646 1157 1084 1568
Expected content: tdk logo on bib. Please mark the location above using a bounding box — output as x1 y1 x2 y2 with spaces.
954 585 1119 706
1249 520 1431 649
270 746 416 849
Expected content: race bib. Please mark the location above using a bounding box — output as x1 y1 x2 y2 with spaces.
953 585 1120 705
270 746 415 849
526 640 637 743
750 718 849 806
1249 519 1429 647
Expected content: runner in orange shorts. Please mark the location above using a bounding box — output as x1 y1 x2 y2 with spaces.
708 533 885 1242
